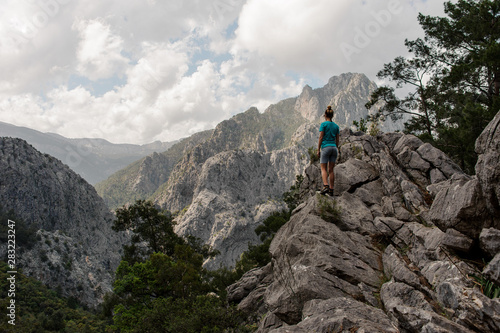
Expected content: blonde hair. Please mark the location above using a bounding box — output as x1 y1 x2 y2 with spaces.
325 105 334 119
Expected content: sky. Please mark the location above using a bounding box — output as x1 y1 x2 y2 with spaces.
0 0 450 144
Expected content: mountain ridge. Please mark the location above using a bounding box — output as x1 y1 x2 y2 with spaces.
95 73 401 268
0 121 175 184
97 73 395 211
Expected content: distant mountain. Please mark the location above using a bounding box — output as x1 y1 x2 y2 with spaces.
0 121 175 184
0 137 127 307
94 129 214 209
97 73 403 268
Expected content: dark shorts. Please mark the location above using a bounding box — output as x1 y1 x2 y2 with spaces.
320 146 338 164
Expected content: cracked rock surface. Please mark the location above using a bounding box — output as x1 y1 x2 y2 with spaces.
228 111 500 332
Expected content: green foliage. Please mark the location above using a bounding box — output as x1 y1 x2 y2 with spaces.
114 200 185 263
113 295 252 333
353 118 368 132
109 200 252 332
0 206 37 250
317 194 342 224
254 210 290 242
472 274 500 299
366 0 500 174
353 117 381 136
368 119 381 136
235 239 272 278
307 147 319 164
110 251 250 332
113 249 205 306
282 174 304 212
0 261 108 332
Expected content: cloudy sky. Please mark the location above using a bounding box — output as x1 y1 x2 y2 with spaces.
0 0 449 144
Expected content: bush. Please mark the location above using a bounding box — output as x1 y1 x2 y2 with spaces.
308 147 319 164
317 194 342 224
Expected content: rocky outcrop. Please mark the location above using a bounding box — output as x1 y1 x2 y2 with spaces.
475 109 500 221
228 112 500 332
145 73 401 269
0 137 126 307
173 144 314 269
427 109 500 240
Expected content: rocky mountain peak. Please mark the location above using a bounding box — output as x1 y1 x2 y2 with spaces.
294 72 378 125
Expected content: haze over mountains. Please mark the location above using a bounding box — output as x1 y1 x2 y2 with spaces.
0 121 175 185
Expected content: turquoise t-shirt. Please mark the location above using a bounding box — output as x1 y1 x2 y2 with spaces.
319 121 339 148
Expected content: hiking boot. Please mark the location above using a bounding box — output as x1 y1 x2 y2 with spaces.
328 188 334 196
319 185 330 195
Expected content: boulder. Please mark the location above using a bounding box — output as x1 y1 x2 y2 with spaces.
268 297 398 333
442 229 474 253
475 110 500 218
381 281 475 333
483 253 500 286
265 196 381 324
427 176 489 239
480 228 500 258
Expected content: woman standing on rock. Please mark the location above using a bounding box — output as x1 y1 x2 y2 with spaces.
317 105 340 196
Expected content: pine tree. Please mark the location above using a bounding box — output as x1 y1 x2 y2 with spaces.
366 0 499 173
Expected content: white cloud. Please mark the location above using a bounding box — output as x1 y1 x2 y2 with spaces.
233 0 449 81
73 19 129 80
0 0 453 144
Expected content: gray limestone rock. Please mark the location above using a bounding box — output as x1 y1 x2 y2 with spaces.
264 195 382 324
381 281 475 333
475 109 500 218
480 227 500 258
227 263 273 315
224 110 500 333
442 229 474 253
268 297 398 333
483 253 500 286
427 176 490 238
0 138 126 307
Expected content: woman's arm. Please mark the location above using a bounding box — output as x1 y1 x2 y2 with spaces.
317 131 324 156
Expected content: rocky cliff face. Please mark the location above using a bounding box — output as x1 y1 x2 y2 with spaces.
227 111 500 332
95 129 213 209
95 73 402 269
136 73 392 268
0 137 126 307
